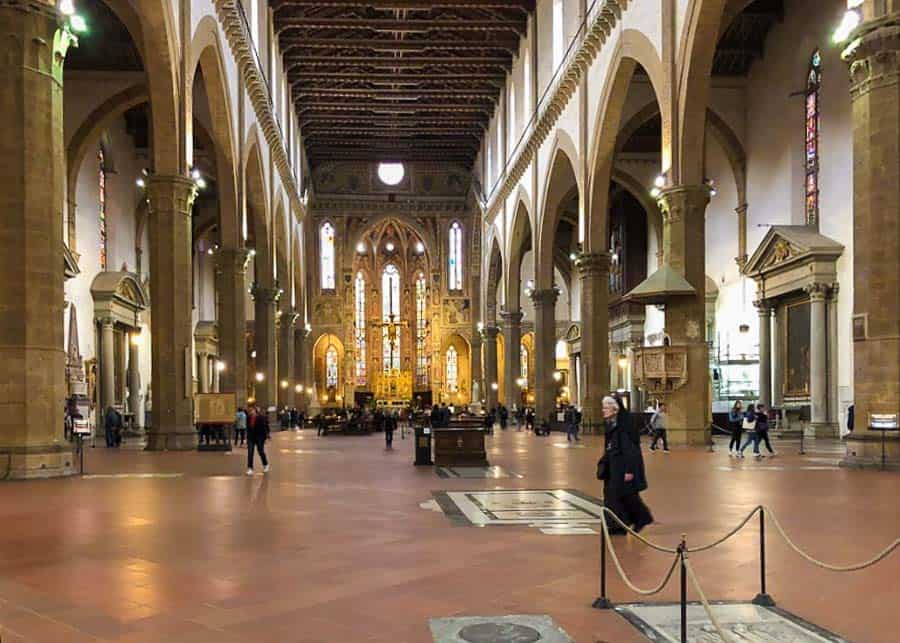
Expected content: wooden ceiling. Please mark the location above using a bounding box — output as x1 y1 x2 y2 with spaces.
272 0 534 168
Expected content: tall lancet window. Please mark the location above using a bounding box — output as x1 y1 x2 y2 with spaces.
415 272 428 386
320 222 335 290
354 272 367 385
446 346 459 392
382 264 401 373
805 49 822 227
325 345 338 388
448 221 463 290
521 345 529 381
98 147 108 270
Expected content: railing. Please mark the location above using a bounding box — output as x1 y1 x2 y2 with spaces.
593 505 900 642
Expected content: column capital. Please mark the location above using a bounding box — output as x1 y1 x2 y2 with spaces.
145 175 197 217
656 185 712 223
499 309 523 325
252 284 282 304
100 315 115 328
215 247 252 274
846 16 900 95
530 288 559 307
481 325 500 340
575 251 611 278
753 299 774 315
804 282 831 301
278 308 299 328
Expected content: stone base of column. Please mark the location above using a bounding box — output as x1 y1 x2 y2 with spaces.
0 445 75 480
144 430 198 451
807 422 839 438
840 434 900 470
665 428 711 446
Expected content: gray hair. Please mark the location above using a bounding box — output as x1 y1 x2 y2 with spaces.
602 396 618 407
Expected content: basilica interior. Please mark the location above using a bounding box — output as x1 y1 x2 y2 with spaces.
0 0 898 641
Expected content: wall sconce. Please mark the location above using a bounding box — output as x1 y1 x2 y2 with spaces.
280 380 288 389
295 384 303 393
215 360 226 372
617 355 628 369
255 372 264 382
490 382 499 391
552 371 562 382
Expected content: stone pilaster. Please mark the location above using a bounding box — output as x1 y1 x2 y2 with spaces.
128 334 141 428
843 10 900 467
772 308 785 407
755 300 772 408
99 317 116 411
0 0 74 477
531 288 558 423
294 326 309 411
657 186 711 445
215 247 250 408
145 175 198 451
499 309 523 410
277 309 297 409
805 283 836 437
482 325 500 410
198 351 210 393
252 285 280 420
469 330 483 408
576 252 610 425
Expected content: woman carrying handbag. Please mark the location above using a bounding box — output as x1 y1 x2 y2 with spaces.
738 403 760 458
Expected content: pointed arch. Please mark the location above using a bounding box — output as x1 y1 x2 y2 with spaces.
536 141 579 290
505 199 532 312
244 135 271 287
484 229 504 323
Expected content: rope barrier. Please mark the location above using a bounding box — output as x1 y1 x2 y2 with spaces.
762 506 900 572
599 507 679 553
599 512 681 596
685 506 763 553
683 556 734 643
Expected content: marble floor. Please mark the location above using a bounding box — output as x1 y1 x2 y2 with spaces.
0 429 897 642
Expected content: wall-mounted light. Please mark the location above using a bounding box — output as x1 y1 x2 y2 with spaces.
833 7 861 43
255 372 264 382
307 386 314 394
552 371 562 382
215 360 226 372
130 328 143 346
415 241 425 254
356 242 366 254
250 350 257 358
477 321 484 332
617 354 628 369
280 379 288 389
385 242 395 252
490 382 499 391
295 384 303 393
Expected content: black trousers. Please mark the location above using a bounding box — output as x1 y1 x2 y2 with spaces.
728 425 743 451
247 438 268 469
234 428 246 445
650 429 668 450
758 430 775 453
385 430 394 447
603 485 654 531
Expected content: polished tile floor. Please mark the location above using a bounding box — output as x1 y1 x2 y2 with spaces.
0 429 897 642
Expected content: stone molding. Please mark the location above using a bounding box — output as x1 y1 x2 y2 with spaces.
212 0 304 220
313 198 469 215
0 0 59 21
847 17 900 99
484 0 625 222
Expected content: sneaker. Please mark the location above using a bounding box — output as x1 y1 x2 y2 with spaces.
662 449 670 453
738 452 745 459
246 468 253 476
768 452 777 457
263 464 270 473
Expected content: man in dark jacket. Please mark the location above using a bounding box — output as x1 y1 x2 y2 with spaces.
104 406 122 448
246 405 270 475
600 396 653 534
384 412 396 448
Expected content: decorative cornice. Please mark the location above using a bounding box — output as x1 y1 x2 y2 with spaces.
312 198 470 215
484 0 625 223
213 0 305 220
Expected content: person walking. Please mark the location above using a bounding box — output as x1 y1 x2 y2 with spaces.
755 403 776 457
649 402 669 452
246 405 270 475
384 412 396 448
234 406 247 446
565 404 580 442
598 396 654 534
483 408 496 435
738 403 760 458
727 401 744 456
498 405 508 431
104 406 120 448
525 407 535 432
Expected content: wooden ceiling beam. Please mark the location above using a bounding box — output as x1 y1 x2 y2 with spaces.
281 38 519 53
273 0 533 10
276 18 526 35
300 114 487 126
303 126 482 135
285 56 512 70
295 87 497 98
290 71 505 83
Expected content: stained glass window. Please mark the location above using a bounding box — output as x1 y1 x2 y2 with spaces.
354 272 366 385
805 50 821 227
320 222 335 290
521 346 529 381
382 264 401 373
446 346 459 393
448 221 463 290
98 148 107 271
416 273 428 386
325 345 338 388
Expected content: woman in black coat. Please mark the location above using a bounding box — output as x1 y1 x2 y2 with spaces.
599 396 653 534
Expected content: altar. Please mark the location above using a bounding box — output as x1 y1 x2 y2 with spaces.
372 369 412 404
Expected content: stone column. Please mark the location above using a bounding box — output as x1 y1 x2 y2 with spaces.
0 1 73 477
568 353 579 406
658 186 711 445
294 327 308 411
576 252 610 426
843 7 900 466
145 175 198 451
469 331 483 408
772 307 785 407
215 248 249 407
531 288 558 423
756 300 772 407
198 351 210 393
252 285 279 421
806 283 835 437
99 317 117 411
212 357 220 393
499 310 522 411
128 334 141 427
278 311 297 409
482 326 500 410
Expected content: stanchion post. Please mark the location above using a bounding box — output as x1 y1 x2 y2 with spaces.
592 512 612 609
678 534 687 643
752 508 776 606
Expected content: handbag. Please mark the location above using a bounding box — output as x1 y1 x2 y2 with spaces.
596 455 609 481
742 417 757 430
